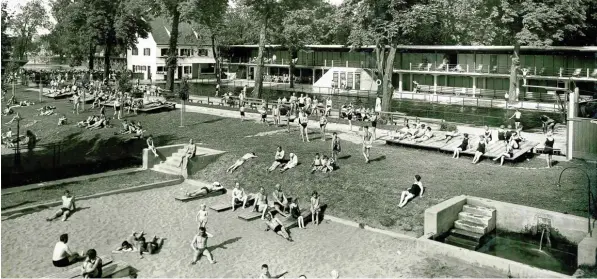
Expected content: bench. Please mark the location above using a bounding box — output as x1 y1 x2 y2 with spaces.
459 140 539 161
174 187 227 202
100 261 135 278
238 210 265 221
46 255 113 278
385 131 456 150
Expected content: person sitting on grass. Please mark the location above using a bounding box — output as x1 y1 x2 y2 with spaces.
131 231 165 259
146 136 159 158
321 155 335 173
3 105 14 116
39 106 55 116
267 146 285 173
264 212 293 242
58 114 68 126
310 153 322 173
185 181 224 198
414 127 434 142
272 184 289 216
227 152 258 173
280 153 298 173
253 187 269 219
133 122 145 139
47 190 76 222
398 175 424 208
80 249 102 278
87 115 106 130
231 182 250 211
52 233 84 267
310 191 321 226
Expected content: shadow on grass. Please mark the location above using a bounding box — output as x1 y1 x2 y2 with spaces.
337 155 351 160
3 206 91 221
369 155 387 162
211 236 242 251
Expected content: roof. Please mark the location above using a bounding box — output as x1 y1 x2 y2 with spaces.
228 44 597 52
148 17 211 46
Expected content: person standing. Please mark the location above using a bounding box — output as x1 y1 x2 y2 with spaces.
73 93 81 115
331 132 341 163
375 96 382 113
544 131 555 168
509 109 522 130
362 126 373 163
190 227 216 265
215 83 220 97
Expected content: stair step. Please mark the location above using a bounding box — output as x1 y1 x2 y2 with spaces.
458 211 492 227
153 164 182 175
462 204 495 218
450 228 484 242
164 159 182 168
454 219 488 234
445 235 479 250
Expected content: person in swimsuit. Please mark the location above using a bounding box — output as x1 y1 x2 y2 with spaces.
362 126 373 163
370 112 378 140
113 98 122 120
398 175 424 208
259 104 268 125
452 133 469 159
310 153 322 173
541 115 556 134
180 139 197 178
280 153 298 173
264 212 293 242
331 132 341 163
310 191 321 226
298 110 310 142
196 204 208 229
226 152 258 173
497 125 506 142
544 131 555 168
483 126 492 143
319 115 327 141
185 181 225 198
111 240 136 254
131 231 164 258
253 187 270 219
298 94 305 108
267 146 285 172
273 105 280 126
231 182 250 211
73 92 81 115
47 190 77 222
325 98 332 116
240 105 246 121
347 106 354 131
510 131 523 149
493 138 515 166
321 155 334 173
52 234 83 267
272 184 289 216
215 83 220 96
472 136 486 164
146 136 159 158
509 109 522 130
289 198 306 229
191 227 216 264
80 249 102 278
260 264 272 279
415 127 433 142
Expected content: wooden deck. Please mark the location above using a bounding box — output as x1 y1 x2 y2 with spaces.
385 133 538 162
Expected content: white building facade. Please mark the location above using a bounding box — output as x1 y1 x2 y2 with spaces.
127 18 215 81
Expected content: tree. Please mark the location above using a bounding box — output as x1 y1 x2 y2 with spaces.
490 0 589 102
8 0 51 60
341 0 433 112
1 2 12 69
279 8 320 88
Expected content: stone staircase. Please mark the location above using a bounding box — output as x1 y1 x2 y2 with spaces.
445 204 496 250
151 148 187 175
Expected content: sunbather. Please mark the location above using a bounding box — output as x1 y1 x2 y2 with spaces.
46 190 76 222
58 115 67 126
321 155 335 173
310 153 322 173
398 175 424 208
414 127 434 142
267 146 285 172
289 199 305 229
111 240 136 254
253 187 269 219
231 182 249 211
226 152 257 173
179 139 197 174
280 153 298 173
87 115 106 130
272 184 289 216
80 249 102 278
452 133 469 159
131 231 164 258
185 181 224 198
264 212 293 242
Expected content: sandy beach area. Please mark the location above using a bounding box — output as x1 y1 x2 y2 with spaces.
2 181 504 278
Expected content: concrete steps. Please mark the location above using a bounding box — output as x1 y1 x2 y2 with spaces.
445 204 496 251
151 147 224 176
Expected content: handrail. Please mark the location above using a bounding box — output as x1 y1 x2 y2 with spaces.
557 167 593 237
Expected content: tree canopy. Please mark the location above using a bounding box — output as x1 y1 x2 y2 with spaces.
7 0 51 61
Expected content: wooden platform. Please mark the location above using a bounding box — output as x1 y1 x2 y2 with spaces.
209 196 255 212
456 140 538 161
137 102 175 113
45 255 113 278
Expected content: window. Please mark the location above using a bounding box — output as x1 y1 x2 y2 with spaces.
143 48 151 56
183 66 191 74
157 66 165 73
197 49 208 56
133 65 147 72
160 48 169 57
180 49 192 56
131 47 138 56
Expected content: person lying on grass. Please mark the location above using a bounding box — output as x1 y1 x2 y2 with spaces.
130 230 165 259
398 175 424 208
227 152 258 173
47 190 76 222
264 212 293 242
280 153 298 173
87 115 107 130
78 116 95 128
185 181 224 198
111 240 136 253
58 114 67 126
232 182 250 211
310 153 322 173
3 105 14 116
267 146 285 173
39 106 55 116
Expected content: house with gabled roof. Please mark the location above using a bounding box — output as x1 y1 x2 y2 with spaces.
127 17 215 81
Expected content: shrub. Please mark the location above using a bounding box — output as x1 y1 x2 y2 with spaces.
440 122 457 132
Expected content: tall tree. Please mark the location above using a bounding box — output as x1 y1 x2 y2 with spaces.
8 0 51 60
51 0 93 68
1 2 12 68
490 0 589 102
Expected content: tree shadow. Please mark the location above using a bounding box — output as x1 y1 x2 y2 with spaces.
1 200 35 210
3 206 91 221
210 237 242 252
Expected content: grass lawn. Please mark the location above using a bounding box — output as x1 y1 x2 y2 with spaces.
3 86 595 237
1 170 179 210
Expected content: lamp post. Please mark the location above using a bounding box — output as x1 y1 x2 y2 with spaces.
557 166 593 237
13 113 22 167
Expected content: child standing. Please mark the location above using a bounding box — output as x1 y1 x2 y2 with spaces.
196 204 208 229
240 105 246 122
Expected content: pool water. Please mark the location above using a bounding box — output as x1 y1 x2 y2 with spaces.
162 82 563 129
477 231 578 275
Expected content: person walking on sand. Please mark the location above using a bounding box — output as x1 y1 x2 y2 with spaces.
191 227 216 265
47 190 76 222
362 126 373 163
196 204 208 229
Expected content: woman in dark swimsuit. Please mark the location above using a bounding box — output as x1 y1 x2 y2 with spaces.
347 107 354 131
472 136 486 164
370 112 378 140
264 212 293 241
483 126 492 143
544 131 555 168
331 132 341 163
298 110 310 142
398 175 424 208
452 133 469 159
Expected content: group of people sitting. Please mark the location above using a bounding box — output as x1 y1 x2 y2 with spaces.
450 125 526 165
391 123 435 142
266 146 299 173
310 153 335 173
38 105 57 116
77 114 109 130
116 120 145 138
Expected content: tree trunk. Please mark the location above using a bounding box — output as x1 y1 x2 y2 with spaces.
289 49 295 88
211 34 221 87
508 42 521 103
253 19 267 98
88 43 95 70
381 46 397 112
374 44 384 96
103 42 111 82
167 10 181 92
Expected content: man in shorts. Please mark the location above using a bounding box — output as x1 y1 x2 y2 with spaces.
52 233 83 267
191 227 216 264
362 126 373 163
231 182 249 211
47 190 76 222
509 109 522 130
